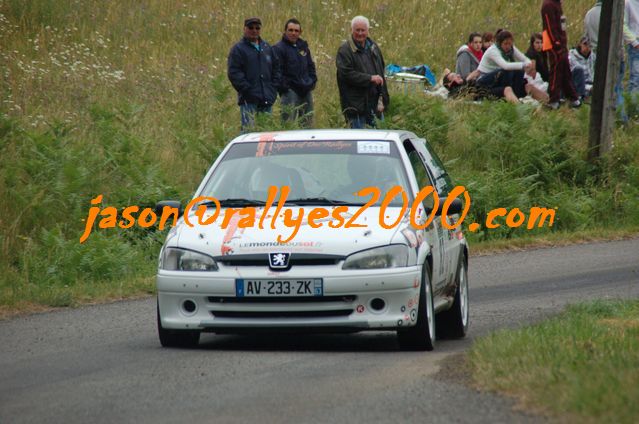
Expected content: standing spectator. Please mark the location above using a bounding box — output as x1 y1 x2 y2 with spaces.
336 15 389 128
626 0 639 111
584 1 629 121
456 32 484 80
584 1 602 48
482 32 494 52
542 0 581 109
476 30 549 103
569 36 595 100
274 18 317 128
227 17 281 131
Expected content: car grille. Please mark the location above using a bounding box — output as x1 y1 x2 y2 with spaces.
207 295 357 320
210 310 353 318
207 295 357 304
214 253 344 267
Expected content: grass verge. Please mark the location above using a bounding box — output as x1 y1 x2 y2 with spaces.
467 300 639 423
2 1 638 314
470 226 639 255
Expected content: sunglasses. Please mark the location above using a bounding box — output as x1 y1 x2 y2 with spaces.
247 25 261 30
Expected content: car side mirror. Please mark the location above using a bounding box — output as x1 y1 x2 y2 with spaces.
155 200 183 218
435 197 463 216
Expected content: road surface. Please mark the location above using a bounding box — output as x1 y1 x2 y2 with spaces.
1 238 638 423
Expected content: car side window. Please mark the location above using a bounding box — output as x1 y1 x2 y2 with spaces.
406 148 435 210
409 138 453 198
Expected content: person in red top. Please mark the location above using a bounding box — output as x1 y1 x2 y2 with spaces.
541 0 581 109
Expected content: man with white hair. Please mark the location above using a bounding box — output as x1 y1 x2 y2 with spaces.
336 16 389 128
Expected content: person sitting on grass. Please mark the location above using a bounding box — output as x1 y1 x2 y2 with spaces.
568 36 595 101
526 33 550 82
524 32 550 92
481 32 494 52
442 68 520 103
476 29 549 104
455 32 484 79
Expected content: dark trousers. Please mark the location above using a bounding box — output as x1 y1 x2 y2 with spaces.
476 69 527 98
546 49 578 103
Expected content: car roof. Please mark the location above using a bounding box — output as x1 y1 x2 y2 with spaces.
231 129 416 144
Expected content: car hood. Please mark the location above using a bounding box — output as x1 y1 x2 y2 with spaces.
169 206 409 257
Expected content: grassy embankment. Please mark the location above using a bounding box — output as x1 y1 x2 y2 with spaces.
1 0 638 313
468 300 639 423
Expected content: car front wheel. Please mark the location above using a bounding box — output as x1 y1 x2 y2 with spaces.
397 263 435 351
436 255 469 339
157 300 200 348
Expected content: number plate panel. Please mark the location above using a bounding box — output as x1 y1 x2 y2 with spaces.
235 279 323 297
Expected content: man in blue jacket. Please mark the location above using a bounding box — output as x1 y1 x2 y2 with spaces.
227 17 281 131
273 18 317 128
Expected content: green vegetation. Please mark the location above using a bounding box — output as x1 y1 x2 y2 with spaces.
468 300 639 423
1 0 638 312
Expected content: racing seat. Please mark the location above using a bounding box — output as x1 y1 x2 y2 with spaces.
249 164 306 201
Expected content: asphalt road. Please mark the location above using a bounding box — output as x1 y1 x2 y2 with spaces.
1 238 638 423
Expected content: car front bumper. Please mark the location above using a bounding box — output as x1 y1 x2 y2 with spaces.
157 264 422 332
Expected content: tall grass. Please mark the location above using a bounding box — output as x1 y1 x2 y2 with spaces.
1 0 638 309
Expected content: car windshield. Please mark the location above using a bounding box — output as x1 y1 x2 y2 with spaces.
199 140 411 206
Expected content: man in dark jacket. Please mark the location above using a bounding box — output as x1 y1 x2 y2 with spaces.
227 17 281 131
541 0 581 109
273 18 317 128
336 16 390 128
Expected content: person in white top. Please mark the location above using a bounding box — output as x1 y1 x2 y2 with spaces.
476 30 548 103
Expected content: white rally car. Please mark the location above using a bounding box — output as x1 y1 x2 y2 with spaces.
156 130 469 350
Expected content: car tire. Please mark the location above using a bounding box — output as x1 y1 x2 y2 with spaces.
157 300 200 348
397 263 435 351
436 255 469 339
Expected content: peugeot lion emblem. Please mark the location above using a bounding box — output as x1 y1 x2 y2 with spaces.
269 252 290 269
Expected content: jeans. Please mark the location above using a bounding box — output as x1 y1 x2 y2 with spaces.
571 66 587 98
615 58 627 122
280 89 314 128
628 45 639 114
346 111 378 129
240 102 272 132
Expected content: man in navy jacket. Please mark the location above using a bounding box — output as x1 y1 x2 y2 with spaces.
273 18 317 128
227 17 281 131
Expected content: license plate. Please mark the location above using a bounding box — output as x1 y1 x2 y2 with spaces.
235 279 323 297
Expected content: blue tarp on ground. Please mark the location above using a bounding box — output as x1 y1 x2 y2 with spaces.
385 64 436 86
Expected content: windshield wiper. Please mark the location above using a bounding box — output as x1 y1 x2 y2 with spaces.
200 198 267 207
285 197 354 206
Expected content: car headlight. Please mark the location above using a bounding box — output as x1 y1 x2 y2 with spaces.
342 245 409 269
160 247 218 271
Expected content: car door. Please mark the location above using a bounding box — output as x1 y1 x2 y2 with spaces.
403 139 447 292
413 137 463 286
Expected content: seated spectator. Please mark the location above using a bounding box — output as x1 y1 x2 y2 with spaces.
482 32 494 52
524 33 550 92
568 36 595 100
476 29 549 104
442 69 520 103
525 33 550 82
455 32 484 79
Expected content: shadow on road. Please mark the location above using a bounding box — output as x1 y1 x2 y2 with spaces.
175 331 474 353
